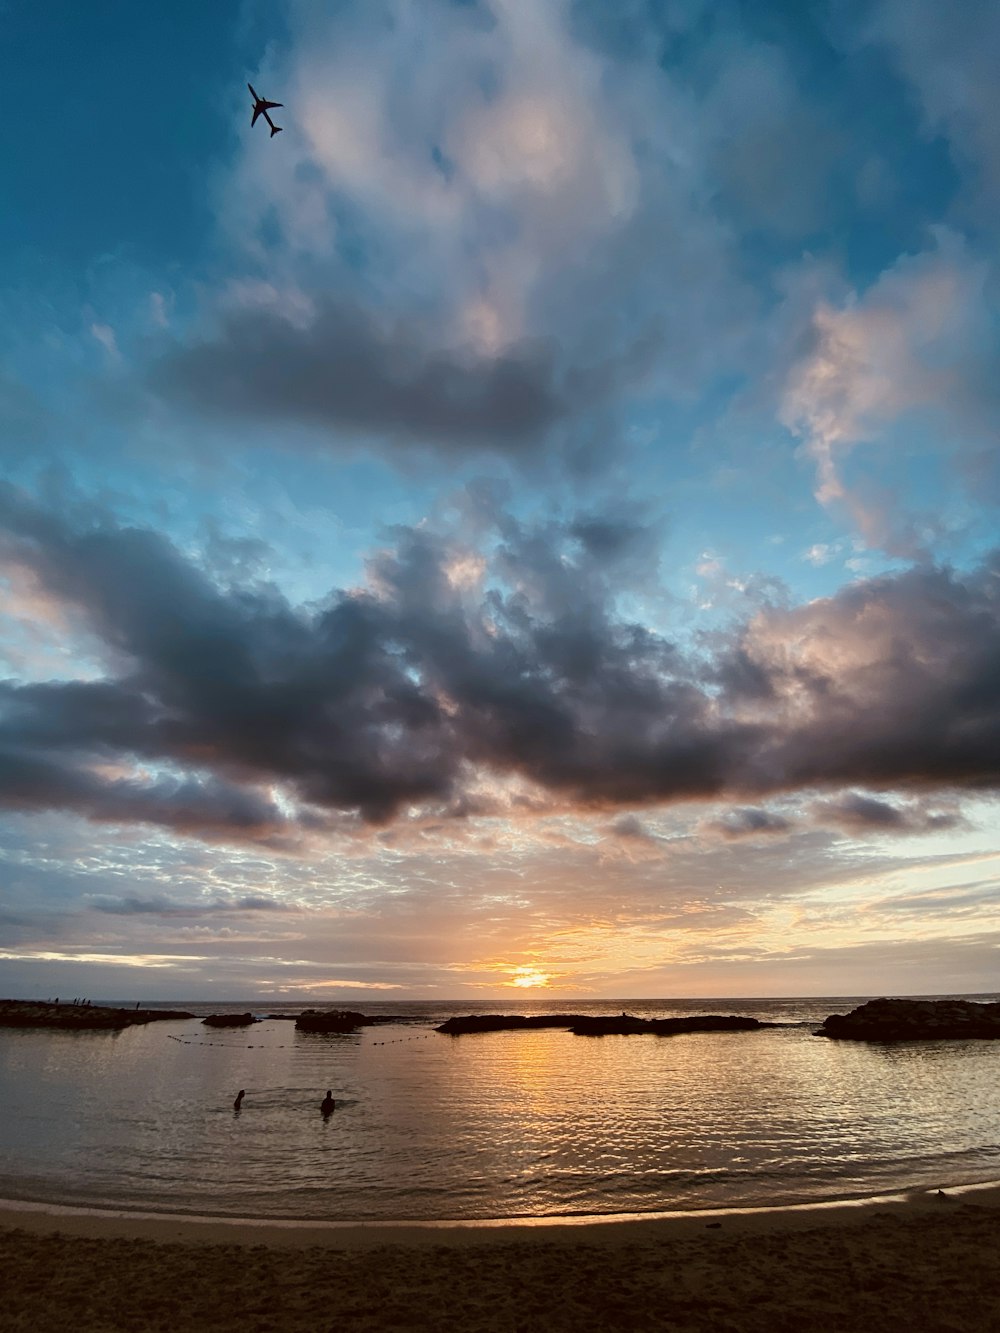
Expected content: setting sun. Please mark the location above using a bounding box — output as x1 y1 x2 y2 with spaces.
508 966 552 989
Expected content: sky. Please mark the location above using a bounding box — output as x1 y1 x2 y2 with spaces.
0 0 998 1002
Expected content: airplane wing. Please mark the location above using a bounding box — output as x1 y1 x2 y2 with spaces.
262 100 282 110
251 106 261 126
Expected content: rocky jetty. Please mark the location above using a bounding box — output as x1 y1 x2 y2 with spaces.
436 1012 771 1037
293 1009 418 1032
0 1000 193 1031
435 1014 581 1035
816 997 1000 1041
265 1011 413 1025
295 1008 368 1033
571 1014 768 1037
201 1012 256 1028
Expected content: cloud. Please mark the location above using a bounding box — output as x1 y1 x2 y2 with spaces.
861 0 1000 212
234 0 645 334
87 893 289 916
810 792 962 835
0 744 291 842
707 807 794 840
90 322 121 365
1 485 999 842
871 879 998 918
609 814 658 842
726 556 1000 792
780 231 992 550
153 299 566 451
166 0 769 463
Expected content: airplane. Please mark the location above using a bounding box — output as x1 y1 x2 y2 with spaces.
248 83 283 137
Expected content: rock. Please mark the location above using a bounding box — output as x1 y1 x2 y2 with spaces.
202 1012 256 1028
294 1009 367 1033
435 1013 771 1036
269 1011 413 1026
571 1014 767 1037
815 997 1000 1041
0 1000 193 1030
436 1014 585 1035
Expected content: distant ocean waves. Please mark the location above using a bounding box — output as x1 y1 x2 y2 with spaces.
2 996 1000 1220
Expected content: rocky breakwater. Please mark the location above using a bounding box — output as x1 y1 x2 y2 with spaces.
572 1014 769 1037
436 1013 772 1036
0 999 193 1030
295 1009 368 1033
202 1012 256 1028
293 1009 419 1032
435 1014 582 1035
817 997 1000 1041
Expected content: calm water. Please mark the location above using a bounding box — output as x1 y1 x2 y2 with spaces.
1 996 999 1222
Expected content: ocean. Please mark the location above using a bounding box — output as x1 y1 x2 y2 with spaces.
2 996 999 1222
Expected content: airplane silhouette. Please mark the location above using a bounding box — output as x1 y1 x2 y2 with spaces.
248 83 283 137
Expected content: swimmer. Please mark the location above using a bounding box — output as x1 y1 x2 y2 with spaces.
320 1090 335 1116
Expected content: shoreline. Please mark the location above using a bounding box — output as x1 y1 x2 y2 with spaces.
5 1184 1000 1330
3 1178 1000 1249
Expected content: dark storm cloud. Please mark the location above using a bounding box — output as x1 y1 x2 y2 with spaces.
1 486 999 840
151 300 566 451
0 484 462 829
0 742 289 841
726 557 1000 794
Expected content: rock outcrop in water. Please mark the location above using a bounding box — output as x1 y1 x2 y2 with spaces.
293 1009 419 1032
0 999 193 1030
816 997 1000 1041
435 1014 580 1035
295 1009 368 1033
571 1014 767 1037
435 1013 772 1036
202 1012 257 1028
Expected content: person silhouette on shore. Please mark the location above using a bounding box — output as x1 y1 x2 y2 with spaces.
320 1090 335 1116
234 1089 245 1113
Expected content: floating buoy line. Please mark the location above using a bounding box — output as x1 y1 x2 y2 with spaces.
166 1033 433 1049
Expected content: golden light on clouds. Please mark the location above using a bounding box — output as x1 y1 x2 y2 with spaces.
507 965 552 989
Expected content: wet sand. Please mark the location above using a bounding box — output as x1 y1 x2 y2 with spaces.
2 1185 999 1331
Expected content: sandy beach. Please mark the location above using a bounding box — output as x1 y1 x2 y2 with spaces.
2 1186 999 1332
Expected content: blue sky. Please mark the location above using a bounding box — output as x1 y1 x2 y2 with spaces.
1 0 998 1000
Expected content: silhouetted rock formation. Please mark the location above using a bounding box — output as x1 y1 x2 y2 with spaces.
295 1009 367 1033
816 998 1000 1041
435 1013 771 1036
436 1014 582 1034
268 1011 413 1025
572 1014 768 1036
0 1000 193 1030
202 1012 256 1028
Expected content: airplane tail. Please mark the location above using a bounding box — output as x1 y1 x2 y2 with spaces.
270 124 283 137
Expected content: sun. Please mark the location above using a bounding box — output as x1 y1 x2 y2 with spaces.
508 966 552 989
